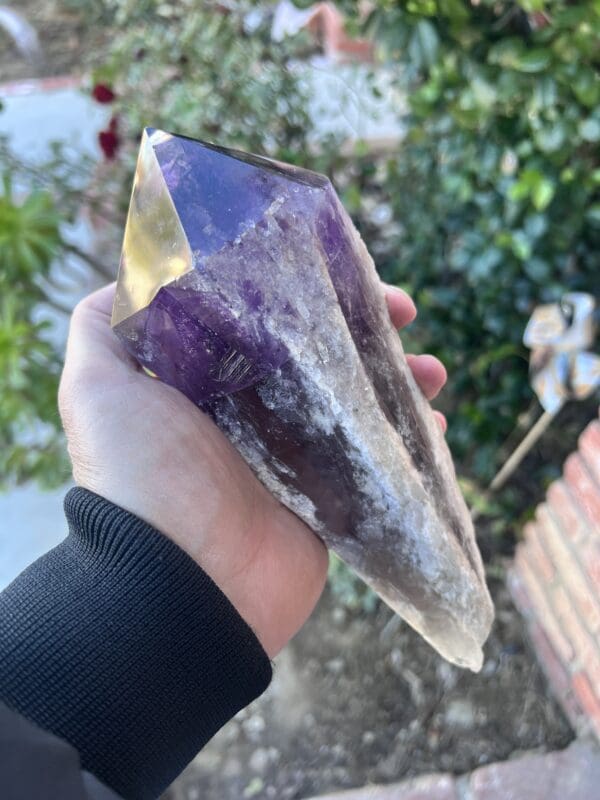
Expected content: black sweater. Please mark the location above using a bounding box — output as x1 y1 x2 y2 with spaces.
0 487 272 800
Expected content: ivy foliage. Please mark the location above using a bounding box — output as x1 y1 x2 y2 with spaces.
340 0 600 478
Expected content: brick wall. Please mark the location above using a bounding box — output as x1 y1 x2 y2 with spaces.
509 411 600 739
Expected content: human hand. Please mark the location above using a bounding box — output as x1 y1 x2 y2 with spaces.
58 283 447 657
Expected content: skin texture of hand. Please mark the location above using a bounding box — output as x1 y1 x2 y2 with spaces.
58 283 447 658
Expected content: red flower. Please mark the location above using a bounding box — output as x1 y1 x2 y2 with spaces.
98 116 120 160
92 83 116 103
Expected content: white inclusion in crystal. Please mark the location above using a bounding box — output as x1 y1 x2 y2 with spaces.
254 212 440 574
141 340 155 361
316 340 330 364
256 373 285 411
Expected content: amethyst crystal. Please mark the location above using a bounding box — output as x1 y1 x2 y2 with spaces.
112 129 493 670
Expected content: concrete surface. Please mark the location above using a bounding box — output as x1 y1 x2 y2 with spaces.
310 740 600 800
0 484 69 590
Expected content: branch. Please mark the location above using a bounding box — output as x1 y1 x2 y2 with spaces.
61 241 115 281
41 294 72 315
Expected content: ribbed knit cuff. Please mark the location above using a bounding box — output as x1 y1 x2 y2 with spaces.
0 487 272 800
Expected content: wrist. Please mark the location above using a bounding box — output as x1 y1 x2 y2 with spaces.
0 486 272 799
72 470 276 649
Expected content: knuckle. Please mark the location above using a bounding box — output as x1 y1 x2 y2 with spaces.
69 296 92 328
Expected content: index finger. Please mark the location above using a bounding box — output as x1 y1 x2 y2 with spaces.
383 284 417 329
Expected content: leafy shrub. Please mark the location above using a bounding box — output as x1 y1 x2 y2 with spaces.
340 0 600 479
0 177 70 488
89 0 339 196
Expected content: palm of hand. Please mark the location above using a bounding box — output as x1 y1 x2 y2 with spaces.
59 283 446 657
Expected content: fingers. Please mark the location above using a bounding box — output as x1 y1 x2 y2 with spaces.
406 353 447 400
382 283 448 431
433 410 447 433
61 282 135 392
383 284 417 329
406 354 448 432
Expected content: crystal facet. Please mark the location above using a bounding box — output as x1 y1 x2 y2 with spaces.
112 129 494 670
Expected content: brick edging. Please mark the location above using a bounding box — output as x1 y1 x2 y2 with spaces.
510 411 600 740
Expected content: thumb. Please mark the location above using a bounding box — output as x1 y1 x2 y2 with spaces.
63 283 137 378
59 283 140 419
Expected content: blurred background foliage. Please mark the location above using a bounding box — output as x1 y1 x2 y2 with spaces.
346 0 600 482
0 176 70 487
1 1 599 529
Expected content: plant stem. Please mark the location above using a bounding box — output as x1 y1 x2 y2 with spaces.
42 294 72 315
61 241 115 280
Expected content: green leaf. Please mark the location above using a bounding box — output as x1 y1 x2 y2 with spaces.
409 19 440 70
534 123 566 153
470 247 503 280
524 257 551 281
524 214 548 239
488 39 524 69
508 181 529 202
407 0 437 16
572 67 600 107
532 178 555 211
438 0 469 22
509 169 555 211
511 231 532 261
532 76 557 110
471 77 497 109
586 205 600 225
514 49 552 74
579 118 600 142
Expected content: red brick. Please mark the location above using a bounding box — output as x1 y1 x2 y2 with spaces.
514 548 574 663
552 586 600 685
564 453 600 529
525 619 585 730
547 480 591 543
572 672 600 724
469 741 600 800
581 540 600 589
579 420 600 487
511 567 597 734
522 520 555 583
310 773 457 800
536 505 600 633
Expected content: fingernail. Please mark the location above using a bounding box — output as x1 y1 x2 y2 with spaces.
389 285 416 309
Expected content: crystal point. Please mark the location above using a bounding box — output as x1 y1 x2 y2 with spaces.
113 128 494 670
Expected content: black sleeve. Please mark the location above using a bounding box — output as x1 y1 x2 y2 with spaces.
0 487 272 800
0 701 121 800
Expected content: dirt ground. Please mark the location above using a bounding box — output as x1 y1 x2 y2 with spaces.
166 578 572 800
0 0 102 82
